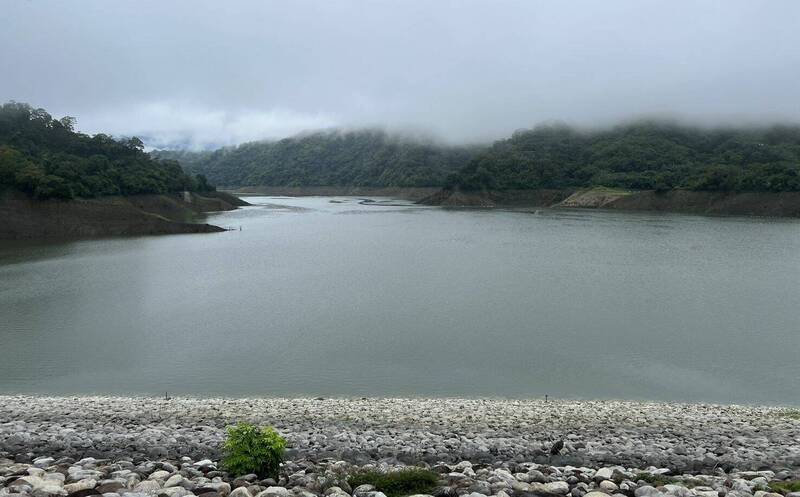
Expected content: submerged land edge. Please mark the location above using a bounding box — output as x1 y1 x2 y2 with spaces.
0 190 249 240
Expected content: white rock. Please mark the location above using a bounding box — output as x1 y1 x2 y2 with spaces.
663 485 693 497
600 481 619 493
207 482 231 497
229 488 253 497
163 475 183 488
512 481 531 493
33 458 55 468
544 482 570 495
595 469 614 482
257 488 292 497
132 481 161 497
44 474 66 484
148 471 170 482
635 486 661 497
352 485 376 497
494 469 516 485
160 489 191 497
64 480 97 494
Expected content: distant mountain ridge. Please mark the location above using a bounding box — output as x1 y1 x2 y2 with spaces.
152 129 478 188
445 121 800 192
154 121 800 196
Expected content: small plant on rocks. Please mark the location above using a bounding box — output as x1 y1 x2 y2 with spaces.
348 468 439 497
635 473 678 487
770 481 800 495
222 422 286 478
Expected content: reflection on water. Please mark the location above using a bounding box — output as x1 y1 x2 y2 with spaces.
1 196 799 404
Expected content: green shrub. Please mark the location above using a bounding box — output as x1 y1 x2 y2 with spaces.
635 473 678 487
778 410 800 420
770 481 800 495
222 422 286 478
348 468 439 497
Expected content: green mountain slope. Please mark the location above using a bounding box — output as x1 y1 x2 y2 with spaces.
447 121 800 192
0 102 213 200
153 130 477 188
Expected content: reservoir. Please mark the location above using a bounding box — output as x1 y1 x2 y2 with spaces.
1 196 798 404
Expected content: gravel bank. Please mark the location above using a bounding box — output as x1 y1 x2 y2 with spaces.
1 397 799 473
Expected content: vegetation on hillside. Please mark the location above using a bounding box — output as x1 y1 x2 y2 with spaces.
0 102 213 200
157 121 800 194
447 121 800 192
153 130 476 188
11 100 797 197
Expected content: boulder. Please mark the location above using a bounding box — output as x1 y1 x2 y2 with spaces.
229 488 252 497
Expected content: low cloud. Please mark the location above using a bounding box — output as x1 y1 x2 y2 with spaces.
3 0 800 148
78 102 337 150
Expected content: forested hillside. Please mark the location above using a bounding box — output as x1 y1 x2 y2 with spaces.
156 122 800 194
0 102 213 199
448 121 800 192
153 130 477 188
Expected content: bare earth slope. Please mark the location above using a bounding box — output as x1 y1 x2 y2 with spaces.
421 188 800 217
0 191 249 239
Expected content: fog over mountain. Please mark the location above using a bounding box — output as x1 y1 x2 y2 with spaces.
3 0 799 149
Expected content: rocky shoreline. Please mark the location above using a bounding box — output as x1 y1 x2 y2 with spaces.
3 454 799 497
419 188 800 218
2 397 799 472
2 396 800 497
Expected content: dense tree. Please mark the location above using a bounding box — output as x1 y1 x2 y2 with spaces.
14 100 797 197
0 102 214 200
446 121 800 192
153 130 477 188
157 121 800 194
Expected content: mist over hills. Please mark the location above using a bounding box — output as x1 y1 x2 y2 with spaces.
154 120 800 193
153 129 479 189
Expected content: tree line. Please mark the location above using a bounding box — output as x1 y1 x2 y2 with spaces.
447 121 800 192
157 120 800 194
5 100 799 199
153 130 477 188
0 102 213 200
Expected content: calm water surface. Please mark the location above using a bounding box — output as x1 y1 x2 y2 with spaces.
1 196 799 404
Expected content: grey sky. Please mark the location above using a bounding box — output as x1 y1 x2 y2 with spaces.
3 0 800 148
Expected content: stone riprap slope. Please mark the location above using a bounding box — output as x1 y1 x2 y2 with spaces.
1 456 799 497
1 397 799 473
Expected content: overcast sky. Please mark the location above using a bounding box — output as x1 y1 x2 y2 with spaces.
3 0 800 148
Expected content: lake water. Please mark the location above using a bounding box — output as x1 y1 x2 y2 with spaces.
1 196 799 405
